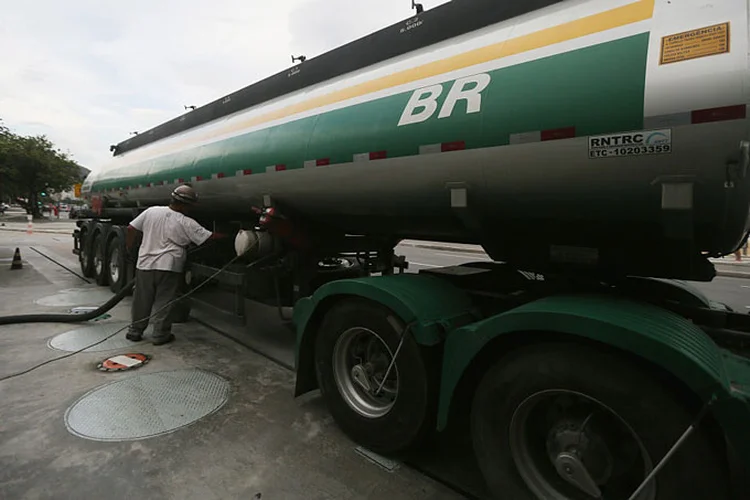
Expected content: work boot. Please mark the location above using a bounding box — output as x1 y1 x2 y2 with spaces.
126 330 143 342
152 333 175 346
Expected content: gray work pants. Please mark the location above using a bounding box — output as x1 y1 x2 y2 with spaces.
130 269 181 338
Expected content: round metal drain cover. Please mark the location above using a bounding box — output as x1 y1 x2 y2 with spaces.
49 322 136 353
64 369 230 441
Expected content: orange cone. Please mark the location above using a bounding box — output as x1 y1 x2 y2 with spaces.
10 248 22 270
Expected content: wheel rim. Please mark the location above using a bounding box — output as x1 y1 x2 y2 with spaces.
509 389 655 500
108 247 120 283
332 327 398 419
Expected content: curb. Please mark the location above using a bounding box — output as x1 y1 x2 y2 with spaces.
715 270 750 279
0 227 73 235
400 242 487 255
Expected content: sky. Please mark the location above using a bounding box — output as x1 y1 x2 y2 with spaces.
0 0 450 172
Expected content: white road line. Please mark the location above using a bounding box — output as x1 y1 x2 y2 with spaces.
410 262 439 268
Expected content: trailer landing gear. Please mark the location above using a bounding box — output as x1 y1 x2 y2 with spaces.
471 343 730 500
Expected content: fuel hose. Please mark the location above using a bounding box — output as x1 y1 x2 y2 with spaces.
0 235 224 326
0 279 135 326
0 237 268 327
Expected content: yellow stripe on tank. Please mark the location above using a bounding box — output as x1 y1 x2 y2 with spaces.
122 0 656 164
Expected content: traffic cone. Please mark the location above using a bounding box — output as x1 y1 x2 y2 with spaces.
10 248 22 270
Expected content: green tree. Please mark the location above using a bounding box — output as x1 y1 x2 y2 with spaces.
0 119 83 218
0 120 21 202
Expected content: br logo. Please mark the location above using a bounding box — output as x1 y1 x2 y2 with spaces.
397 73 491 126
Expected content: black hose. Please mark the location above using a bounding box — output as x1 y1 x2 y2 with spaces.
0 279 135 326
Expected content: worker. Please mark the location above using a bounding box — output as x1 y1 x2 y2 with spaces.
125 185 222 345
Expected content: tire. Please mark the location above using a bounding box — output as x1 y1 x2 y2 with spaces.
79 229 94 278
106 235 127 293
92 232 108 286
471 342 730 500
314 299 436 454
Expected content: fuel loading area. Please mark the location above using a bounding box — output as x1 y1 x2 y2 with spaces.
0 237 474 500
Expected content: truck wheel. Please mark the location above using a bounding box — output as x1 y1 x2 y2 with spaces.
315 299 435 454
471 343 729 500
79 229 94 278
106 235 127 293
92 232 108 286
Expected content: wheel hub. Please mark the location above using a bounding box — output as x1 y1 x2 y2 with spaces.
109 248 120 282
332 327 398 419
547 420 613 490
509 390 655 500
553 451 602 498
351 364 373 392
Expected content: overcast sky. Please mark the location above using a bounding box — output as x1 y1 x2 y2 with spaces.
1 0 450 171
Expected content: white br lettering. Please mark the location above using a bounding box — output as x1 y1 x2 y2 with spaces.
397 85 443 126
397 73 491 126
438 74 491 119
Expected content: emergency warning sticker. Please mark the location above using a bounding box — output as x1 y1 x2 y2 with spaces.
660 23 730 65
588 129 672 159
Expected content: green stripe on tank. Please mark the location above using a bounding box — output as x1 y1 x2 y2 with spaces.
93 32 649 192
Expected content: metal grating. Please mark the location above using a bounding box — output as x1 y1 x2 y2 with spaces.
64 369 230 441
49 322 135 353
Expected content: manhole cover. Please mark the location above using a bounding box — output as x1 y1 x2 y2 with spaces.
64 369 230 441
97 353 151 372
36 287 114 307
49 322 136 352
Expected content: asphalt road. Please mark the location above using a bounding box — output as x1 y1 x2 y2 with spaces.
395 243 750 312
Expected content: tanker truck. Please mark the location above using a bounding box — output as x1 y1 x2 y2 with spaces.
74 0 750 497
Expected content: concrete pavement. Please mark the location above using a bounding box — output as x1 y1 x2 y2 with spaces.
0 231 464 500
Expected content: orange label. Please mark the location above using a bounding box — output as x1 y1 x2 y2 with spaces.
660 22 730 65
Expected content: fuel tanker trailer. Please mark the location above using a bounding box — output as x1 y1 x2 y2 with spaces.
74 0 750 498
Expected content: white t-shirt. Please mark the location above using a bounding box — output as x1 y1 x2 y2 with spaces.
129 206 212 272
